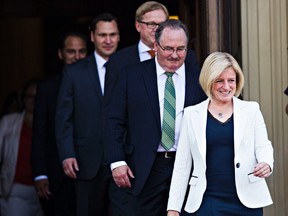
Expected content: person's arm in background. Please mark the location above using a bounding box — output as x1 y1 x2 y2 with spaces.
55 66 78 179
31 81 51 200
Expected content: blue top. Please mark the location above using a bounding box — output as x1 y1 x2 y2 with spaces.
205 111 235 197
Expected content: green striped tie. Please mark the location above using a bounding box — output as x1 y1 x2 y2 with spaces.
161 72 176 150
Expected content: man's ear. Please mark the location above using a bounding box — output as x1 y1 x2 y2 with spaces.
90 31 94 42
58 49 63 60
135 21 141 33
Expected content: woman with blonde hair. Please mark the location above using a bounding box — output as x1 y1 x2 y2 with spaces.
167 52 273 216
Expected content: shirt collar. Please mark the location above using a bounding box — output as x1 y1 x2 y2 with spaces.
94 51 107 68
138 40 152 54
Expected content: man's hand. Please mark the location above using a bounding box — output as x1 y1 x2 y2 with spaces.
63 158 79 179
35 179 51 200
112 165 134 188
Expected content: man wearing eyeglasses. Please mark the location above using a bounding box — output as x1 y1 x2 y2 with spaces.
104 1 169 106
105 19 206 216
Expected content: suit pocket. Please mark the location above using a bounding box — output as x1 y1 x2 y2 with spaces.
124 144 134 154
248 173 264 183
189 175 198 186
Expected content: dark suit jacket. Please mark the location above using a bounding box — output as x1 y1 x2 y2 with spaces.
55 54 104 180
105 58 207 195
31 73 64 193
104 44 139 106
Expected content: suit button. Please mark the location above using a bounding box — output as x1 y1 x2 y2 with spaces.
236 163 240 168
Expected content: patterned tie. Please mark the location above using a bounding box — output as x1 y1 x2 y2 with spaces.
161 72 176 150
148 50 155 58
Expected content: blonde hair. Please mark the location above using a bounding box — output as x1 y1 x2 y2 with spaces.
199 52 244 98
135 1 169 21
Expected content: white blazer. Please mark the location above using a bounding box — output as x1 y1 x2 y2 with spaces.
167 97 274 213
0 111 25 198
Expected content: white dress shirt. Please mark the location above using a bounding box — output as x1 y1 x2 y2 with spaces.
138 40 154 61
94 51 107 95
155 58 185 152
110 58 186 170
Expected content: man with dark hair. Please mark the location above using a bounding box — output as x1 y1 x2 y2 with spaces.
55 13 120 216
57 31 88 65
31 31 87 216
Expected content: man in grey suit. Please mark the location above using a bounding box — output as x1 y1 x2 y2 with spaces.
55 13 120 216
105 19 206 216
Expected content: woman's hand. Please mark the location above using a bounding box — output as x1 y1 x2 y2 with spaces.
167 210 180 216
253 162 271 178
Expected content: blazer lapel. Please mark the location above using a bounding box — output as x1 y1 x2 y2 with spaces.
233 97 247 153
11 112 25 168
191 98 247 164
86 55 103 102
142 60 161 132
193 99 210 161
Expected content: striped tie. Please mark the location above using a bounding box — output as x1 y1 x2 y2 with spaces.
161 72 176 150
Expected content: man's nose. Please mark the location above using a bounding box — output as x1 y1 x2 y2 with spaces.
105 36 111 43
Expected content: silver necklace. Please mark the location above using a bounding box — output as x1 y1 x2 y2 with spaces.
218 113 223 118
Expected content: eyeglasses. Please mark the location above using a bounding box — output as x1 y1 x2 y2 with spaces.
157 42 187 55
137 20 161 29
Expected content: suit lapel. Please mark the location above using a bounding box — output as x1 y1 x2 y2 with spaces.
142 60 161 131
193 99 210 161
12 112 25 160
131 45 141 62
86 55 103 102
233 97 247 153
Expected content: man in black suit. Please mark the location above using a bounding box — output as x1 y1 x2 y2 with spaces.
31 31 87 216
55 13 120 216
104 1 169 103
104 1 200 107
105 19 207 216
